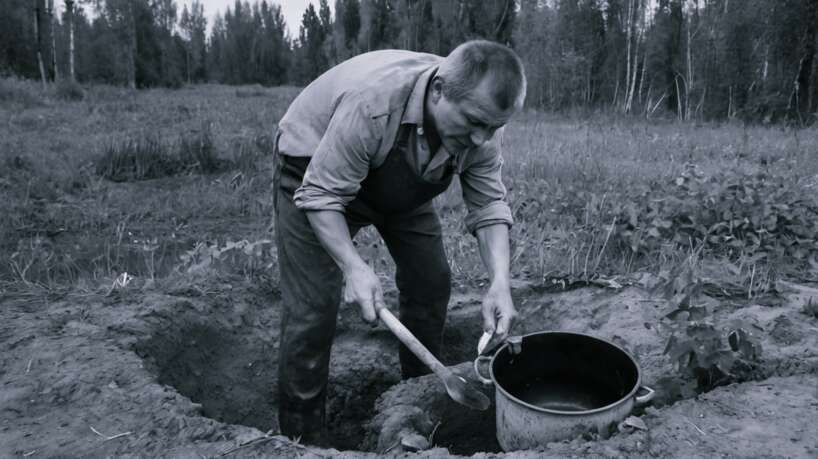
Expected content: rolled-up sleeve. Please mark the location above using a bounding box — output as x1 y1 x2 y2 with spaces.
460 131 514 234
293 95 382 212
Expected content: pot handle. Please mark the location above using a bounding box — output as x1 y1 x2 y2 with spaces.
635 386 655 405
473 355 494 386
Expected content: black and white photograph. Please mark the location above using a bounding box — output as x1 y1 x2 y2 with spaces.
2 0 818 457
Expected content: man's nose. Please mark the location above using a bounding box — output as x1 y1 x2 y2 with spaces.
470 128 490 147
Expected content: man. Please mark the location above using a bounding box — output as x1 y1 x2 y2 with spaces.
273 40 526 445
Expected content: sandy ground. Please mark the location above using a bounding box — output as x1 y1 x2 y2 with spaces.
2 276 817 458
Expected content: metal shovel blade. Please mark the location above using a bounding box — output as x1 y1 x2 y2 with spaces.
378 307 491 411
444 373 491 411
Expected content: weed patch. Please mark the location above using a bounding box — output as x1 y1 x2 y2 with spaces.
95 129 226 182
506 164 818 284
178 127 221 173
96 135 176 181
613 165 818 264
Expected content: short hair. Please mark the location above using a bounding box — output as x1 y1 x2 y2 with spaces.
438 40 526 111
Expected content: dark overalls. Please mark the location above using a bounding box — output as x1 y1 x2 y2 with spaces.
273 126 454 444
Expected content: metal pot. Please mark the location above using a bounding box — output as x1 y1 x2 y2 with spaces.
473 331 655 451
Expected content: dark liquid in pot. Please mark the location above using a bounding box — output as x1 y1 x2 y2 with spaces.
513 376 615 411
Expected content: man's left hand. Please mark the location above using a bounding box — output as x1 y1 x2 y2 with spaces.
481 280 517 342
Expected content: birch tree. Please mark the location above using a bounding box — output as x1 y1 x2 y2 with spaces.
125 1 135 88
48 0 58 81
622 0 645 113
65 0 76 81
33 0 47 87
790 0 818 118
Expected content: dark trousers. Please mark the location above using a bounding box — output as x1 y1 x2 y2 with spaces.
273 155 451 444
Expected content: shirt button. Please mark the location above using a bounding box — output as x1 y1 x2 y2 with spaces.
416 126 424 136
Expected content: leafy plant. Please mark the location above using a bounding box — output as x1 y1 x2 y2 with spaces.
656 261 763 394
507 162 818 286
614 164 818 266
177 239 275 277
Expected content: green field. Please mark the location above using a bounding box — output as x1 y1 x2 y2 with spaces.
2 77 817 295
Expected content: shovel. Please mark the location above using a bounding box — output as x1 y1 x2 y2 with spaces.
377 306 490 411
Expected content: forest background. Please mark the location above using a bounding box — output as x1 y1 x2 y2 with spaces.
3 0 818 122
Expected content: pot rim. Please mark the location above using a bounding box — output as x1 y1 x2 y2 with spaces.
488 330 643 416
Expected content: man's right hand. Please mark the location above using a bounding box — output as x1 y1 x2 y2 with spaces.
305 209 386 325
342 260 385 324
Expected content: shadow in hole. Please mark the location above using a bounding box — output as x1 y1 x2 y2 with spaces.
433 398 502 454
136 322 279 431
134 308 402 451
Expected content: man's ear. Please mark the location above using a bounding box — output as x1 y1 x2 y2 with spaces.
429 77 444 103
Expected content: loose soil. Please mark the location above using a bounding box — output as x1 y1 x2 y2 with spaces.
2 276 817 458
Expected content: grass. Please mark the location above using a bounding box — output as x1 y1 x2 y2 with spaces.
436 111 818 286
1 76 816 296
55 79 85 101
0 75 47 108
95 126 225 181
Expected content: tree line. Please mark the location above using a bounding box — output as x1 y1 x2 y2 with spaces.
2 0 817 121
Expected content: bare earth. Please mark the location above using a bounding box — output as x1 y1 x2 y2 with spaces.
2 276 817 458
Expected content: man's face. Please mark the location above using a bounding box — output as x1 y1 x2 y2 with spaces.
428 73 518 154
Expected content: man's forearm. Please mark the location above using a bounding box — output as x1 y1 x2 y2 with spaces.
476 223 511 286
305 210 366 272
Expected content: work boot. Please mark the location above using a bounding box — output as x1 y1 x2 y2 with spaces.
278 391 330 447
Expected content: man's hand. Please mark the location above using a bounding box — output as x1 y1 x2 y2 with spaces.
305 210 385 324
342 260 385 324
481 280 516 340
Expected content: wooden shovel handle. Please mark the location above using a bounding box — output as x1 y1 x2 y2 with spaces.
377 307 449 379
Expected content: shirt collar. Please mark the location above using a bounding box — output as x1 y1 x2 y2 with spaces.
401 65 438 126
